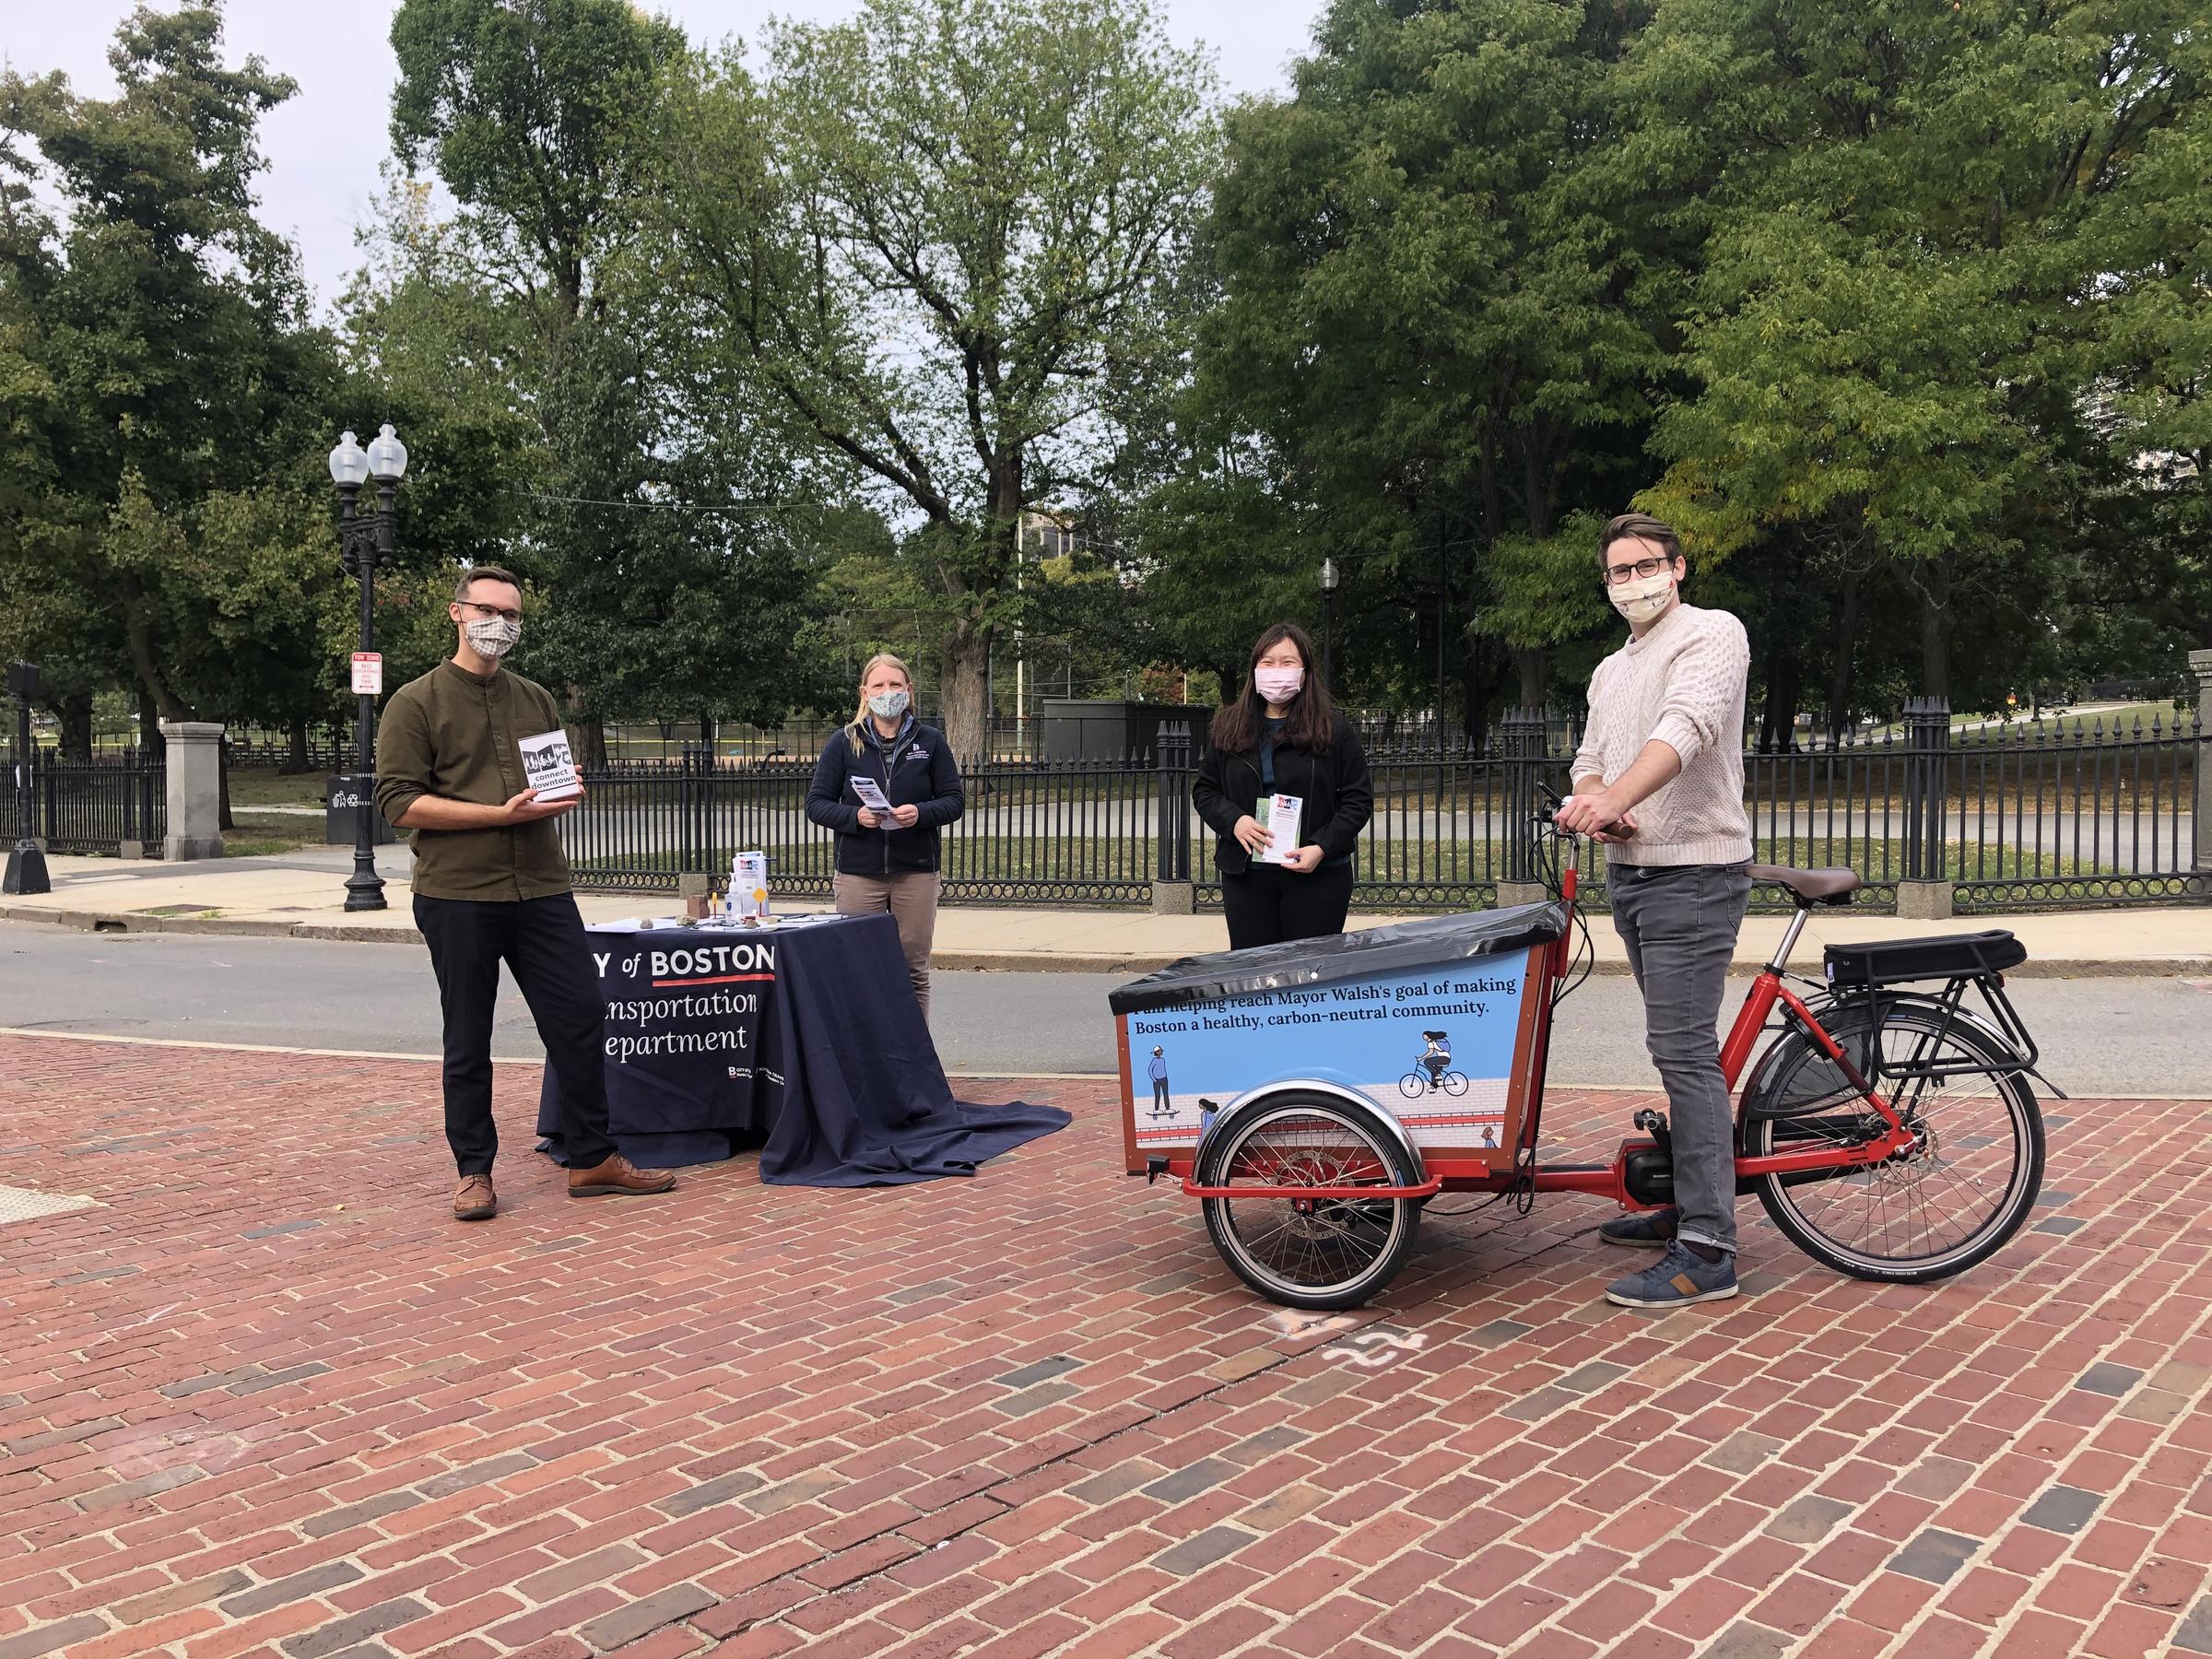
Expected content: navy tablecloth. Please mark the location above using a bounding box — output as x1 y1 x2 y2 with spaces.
535 913 1068 1185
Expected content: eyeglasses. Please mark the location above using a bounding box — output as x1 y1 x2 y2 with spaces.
459 600 524 624
1603 557 1675 586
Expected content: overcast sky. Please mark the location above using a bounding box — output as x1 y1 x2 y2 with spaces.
3 1 1318 312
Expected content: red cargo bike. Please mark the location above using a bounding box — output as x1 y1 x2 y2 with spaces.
1112 794 2056 1309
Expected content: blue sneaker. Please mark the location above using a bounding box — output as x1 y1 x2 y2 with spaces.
1605 1241 1737 1308
1598 1207 1677 1247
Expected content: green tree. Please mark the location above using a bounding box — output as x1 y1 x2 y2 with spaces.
1144 0 1668 735
382 0 820 752
650 0 1218 765
1634 0 2208 700
0 5 336 748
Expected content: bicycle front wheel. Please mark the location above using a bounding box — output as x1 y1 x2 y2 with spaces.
1198 1094 1420 1310
1743 1004 2044 1284
1399 1071 1428 1099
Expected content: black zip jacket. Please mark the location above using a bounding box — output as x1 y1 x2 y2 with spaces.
1194 712 1374 877
805 719 965 876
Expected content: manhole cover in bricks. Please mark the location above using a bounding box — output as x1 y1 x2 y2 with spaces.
0 1184 98 1226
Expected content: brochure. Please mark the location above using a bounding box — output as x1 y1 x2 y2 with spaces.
1255 793 1303 865
851 776 895 821
519 729 582 801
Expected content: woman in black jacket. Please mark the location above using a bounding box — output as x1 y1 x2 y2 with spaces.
804 653 964 1018
1194 622 1373 949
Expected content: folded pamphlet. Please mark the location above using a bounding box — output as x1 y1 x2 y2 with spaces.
519 729 582 801
1255 793 1303 865
851 776 895 822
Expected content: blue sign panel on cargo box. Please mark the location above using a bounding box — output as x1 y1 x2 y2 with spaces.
1124 947 1532 1153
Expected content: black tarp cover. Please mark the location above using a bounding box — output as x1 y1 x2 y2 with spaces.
1109 902 1567 1016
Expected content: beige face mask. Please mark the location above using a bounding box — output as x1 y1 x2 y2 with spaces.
1608 569 1676 625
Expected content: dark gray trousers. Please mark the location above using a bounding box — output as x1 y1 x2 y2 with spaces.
1608 862 1754 1253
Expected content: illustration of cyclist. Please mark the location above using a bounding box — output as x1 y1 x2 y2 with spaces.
1418 1030 1451 1089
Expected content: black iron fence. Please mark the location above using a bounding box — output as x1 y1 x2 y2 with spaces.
563 700 2206 912
6 747 166 853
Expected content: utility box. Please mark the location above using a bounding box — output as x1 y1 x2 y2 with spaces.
325 773 395 845
1040 700 1212 762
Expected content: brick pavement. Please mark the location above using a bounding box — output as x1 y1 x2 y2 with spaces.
1 1031 2209 1659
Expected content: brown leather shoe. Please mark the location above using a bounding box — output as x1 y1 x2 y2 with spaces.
453 1173 497 1221
567 1154 677 1198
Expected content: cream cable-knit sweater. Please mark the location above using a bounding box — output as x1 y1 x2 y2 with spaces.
1569 601 1754 867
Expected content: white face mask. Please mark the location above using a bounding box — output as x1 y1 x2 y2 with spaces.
1608 569 1676 625
1253 667 1305 705
866 688 911 720
463 615 521 658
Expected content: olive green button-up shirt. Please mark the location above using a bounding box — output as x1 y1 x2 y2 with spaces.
374 661 575 901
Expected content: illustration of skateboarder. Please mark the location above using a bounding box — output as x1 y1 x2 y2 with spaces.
1147 1046 1171 1115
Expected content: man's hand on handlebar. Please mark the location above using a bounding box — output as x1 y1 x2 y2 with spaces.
1554 790 1638 844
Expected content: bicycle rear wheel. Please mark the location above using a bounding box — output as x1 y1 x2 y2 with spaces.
1742 1004 2044 1283
1198 1093 1420 1310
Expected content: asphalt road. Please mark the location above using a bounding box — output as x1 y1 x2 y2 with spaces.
2 919 2205 1094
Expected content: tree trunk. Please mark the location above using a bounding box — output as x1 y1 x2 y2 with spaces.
564 685 608 769
218 736 235 832
1823 569 1863 743
1759 648 1803 752
138 684 165 760
283 714 311 774
58 692 93 763
939 617 993 768
1917 558 1956 702
1513 647 1547 710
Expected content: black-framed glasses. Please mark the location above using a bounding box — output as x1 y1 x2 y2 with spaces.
459 600 524 624
1603 557 1675 586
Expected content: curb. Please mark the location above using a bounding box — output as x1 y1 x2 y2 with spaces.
7 903 2205 978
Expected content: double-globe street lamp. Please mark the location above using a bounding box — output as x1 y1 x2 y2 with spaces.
329 425 406 912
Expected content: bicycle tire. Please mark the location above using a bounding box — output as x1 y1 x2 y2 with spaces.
1198 1092 1421 1310
1741 1003 2043 1284
1441 1071 1468 1096
1399 1071 1428 1099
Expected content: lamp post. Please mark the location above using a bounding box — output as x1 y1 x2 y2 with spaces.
4 661 50 897
330 424 406 912
1319 557 1340 691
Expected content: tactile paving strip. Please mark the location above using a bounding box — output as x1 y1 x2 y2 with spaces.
0 1184 98 1226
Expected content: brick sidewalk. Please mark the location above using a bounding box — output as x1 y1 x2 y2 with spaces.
1 1033 2208 1659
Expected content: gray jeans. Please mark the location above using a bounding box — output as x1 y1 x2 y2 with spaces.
1609 862 1753 1253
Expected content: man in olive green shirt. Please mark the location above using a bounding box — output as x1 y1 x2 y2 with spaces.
376 566 675 1220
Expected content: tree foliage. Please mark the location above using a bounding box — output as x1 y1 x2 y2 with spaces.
647 0 1218 763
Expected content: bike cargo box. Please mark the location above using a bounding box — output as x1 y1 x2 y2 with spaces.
1110 902 1567 1175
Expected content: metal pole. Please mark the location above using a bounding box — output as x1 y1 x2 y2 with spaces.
2191 650 2212 873
4 662 52 895
341 482 388 912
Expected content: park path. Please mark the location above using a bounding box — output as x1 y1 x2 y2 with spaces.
1 1034 2209 1659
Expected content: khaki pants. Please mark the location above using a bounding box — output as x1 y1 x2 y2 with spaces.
832 869 941 1018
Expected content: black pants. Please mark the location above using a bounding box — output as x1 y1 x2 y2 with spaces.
414 892 618 1176
1221 862 1355 950
1152 1078 1171 1111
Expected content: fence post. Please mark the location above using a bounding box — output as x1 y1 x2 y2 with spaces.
1899 697 1953 919
1151 721 1194 915
1495 707 1549 909
118 743 146 860
41 747 57 845
2191 650 2212 875
159 720 225 861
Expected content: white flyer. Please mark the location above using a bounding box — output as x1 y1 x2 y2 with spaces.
851 776 895 818
518 729 582 801
1255 793 1303 865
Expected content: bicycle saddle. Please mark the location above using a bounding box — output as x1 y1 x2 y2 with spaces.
1749 864 1861 906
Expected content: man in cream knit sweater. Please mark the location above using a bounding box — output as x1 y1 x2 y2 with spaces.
1557 512 1754 1308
